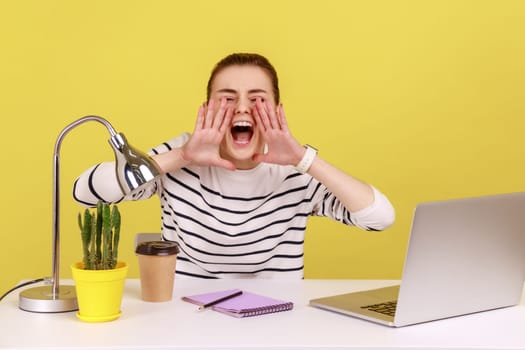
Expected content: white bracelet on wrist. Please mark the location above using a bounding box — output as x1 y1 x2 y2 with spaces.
294 144 318 174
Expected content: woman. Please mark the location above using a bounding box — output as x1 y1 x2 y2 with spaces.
74 53 395 278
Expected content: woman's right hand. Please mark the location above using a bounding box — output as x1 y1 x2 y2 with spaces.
181 98 236 170
152 98 236 174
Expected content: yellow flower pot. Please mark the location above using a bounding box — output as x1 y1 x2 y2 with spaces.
71 261 128 322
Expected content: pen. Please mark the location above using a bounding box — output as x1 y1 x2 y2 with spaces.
198 290 243 310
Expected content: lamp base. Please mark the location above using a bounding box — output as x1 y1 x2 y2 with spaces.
19 285 78 313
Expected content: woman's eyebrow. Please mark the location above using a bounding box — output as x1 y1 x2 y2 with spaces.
216 88 268 95
248 89 268 95
216 88 237 94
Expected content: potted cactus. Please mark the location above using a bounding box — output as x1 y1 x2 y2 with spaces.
78 201 121 270
71 201 128 322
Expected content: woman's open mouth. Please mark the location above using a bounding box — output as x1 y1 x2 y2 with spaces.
231 121 254 145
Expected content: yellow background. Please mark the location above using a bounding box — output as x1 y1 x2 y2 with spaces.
1 0 524 294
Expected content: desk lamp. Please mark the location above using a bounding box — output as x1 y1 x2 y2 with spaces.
18 115 161 313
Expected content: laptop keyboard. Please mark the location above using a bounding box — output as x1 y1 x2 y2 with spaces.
361 301 397 317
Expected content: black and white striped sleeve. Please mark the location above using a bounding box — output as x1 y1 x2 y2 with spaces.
73 161 125 207
73 133 191 207
312 186 395 231
73 160 159 207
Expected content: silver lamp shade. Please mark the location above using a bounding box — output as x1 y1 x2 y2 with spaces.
110 132 161 195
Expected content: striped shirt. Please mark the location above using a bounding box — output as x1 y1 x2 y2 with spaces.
73 133 395 279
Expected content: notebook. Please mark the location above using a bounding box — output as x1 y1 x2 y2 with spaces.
310 192 525 327
182 289 294 318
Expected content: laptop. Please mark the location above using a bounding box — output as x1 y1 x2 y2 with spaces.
310 192 525 327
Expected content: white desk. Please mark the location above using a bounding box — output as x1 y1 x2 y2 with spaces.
1 279 525 350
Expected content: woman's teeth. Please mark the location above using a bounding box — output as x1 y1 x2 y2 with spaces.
233 121 252 127
232 121 254 145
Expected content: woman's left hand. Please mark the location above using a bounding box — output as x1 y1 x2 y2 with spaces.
252 99 304 166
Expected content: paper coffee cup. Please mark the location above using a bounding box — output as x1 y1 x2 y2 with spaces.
135 241 179 302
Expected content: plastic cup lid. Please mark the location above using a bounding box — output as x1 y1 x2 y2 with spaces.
135 241 180 256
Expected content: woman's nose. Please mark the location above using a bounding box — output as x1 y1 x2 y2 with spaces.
235 98 252 114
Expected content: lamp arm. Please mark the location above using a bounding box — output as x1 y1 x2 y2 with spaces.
51 116 118 297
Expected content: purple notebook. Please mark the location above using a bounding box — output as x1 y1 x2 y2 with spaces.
182 289 294 318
